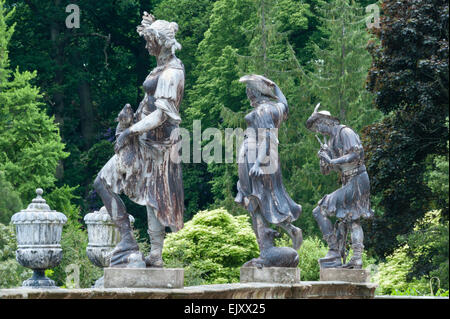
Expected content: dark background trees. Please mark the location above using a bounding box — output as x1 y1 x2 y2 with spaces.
363 0 449 258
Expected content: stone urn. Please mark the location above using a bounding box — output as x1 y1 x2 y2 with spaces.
11 188 67 288
84 206 135 287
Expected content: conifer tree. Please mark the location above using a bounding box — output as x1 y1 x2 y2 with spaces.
306 0 380 130
0 0 67 202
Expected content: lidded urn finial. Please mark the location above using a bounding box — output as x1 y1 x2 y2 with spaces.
11 188 67 288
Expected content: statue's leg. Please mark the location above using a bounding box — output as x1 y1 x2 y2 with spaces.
145 206 165 268
250 208 269 250
312 206 342 268
93 176 144 267
342 220 364 269
278 220 303 251
243 208 269 268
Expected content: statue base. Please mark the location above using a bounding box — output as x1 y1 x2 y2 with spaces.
240 267 300 284
103 268 184 288
320 268 370 283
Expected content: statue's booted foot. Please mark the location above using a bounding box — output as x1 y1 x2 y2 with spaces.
341 256 362 269
145 253 164 268
319 249 342 268
110 239 146 268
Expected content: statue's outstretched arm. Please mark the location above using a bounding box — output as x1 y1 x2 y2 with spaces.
324 151 358 166
129 106 167 134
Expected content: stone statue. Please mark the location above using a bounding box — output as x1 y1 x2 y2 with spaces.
306 104 374 269
235 74 303 268
93 12 185 268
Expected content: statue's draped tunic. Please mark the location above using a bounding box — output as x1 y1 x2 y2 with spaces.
235 101 302 224
98 59 185 231
319 125 374 221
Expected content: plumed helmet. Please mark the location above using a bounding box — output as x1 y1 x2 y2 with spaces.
305 103 340 130
239 74 278 99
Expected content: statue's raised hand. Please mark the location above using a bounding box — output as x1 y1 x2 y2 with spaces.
318 150 332 165
249 162 264 177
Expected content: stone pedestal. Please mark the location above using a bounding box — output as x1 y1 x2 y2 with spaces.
320 268 370 283
240 267 300 284
103 268 184 288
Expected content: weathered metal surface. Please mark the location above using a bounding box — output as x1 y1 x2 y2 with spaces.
92 11 185 268
306 105 374 269
235 75 302 268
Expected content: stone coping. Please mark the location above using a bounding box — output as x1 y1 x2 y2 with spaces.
0 281 377 299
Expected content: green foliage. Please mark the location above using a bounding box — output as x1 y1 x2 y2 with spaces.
401 210 449 291
297 236 328 281
0 1 68 204
373 210 449 295
162 208 259 285
0 171 22 224
425 119 449 211
0 65 68 202
373 244 429 295
306 0 381 129
0 0 14 83
0 223 32 288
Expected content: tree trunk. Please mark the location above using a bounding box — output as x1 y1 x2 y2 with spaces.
78 78 95 148
50 0 65 179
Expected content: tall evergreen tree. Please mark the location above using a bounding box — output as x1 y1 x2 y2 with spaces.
306 0 380 129
0 0 68 202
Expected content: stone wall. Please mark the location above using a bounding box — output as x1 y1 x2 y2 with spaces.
0 281 377 299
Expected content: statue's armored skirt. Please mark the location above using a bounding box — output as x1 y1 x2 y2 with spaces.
235 101 302 224
98 61 185 232
318 125 374 221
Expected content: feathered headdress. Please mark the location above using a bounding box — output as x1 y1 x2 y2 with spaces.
305 103 340 130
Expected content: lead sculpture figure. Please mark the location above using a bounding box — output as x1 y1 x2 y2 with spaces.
235 75 303 268
93 12 185 268
306 104 374 269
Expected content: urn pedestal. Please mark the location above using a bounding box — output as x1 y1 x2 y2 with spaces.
84 206 135 287
11 189 67 288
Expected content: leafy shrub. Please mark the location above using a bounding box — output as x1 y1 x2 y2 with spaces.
373 244 428 295
373 210 449 295
297 236 328 281
0 223 32 288
162 208 259 285
0 172 23 224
